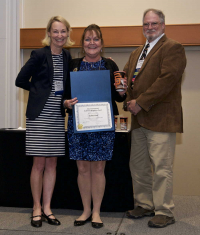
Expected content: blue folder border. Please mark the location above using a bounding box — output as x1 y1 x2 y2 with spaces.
70 70 114 133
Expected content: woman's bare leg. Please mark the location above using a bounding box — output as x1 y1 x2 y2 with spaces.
91 161 106 223
30 157 46 220
42 157 57 219
76 160 92 220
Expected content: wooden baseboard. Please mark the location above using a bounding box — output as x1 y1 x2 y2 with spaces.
20 24 200 49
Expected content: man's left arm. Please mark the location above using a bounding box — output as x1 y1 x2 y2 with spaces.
136 43 186 112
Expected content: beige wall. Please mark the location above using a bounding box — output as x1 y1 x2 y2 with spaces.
22 0 200 28
19 0 200 196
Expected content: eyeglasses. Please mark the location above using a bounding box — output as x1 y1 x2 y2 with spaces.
143 22 161 28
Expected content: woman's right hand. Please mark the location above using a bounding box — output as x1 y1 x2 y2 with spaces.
63 97 78 109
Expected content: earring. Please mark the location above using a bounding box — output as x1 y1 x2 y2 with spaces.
101 49 102 52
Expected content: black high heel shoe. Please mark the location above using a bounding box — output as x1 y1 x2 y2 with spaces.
74 215 92 226
42 210 61 226
31 214 42 228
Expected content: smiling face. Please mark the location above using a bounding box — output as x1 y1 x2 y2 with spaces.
143 11 165 42
48 21 68 50
83 30 102 61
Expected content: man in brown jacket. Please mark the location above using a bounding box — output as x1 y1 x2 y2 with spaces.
124 8 186 228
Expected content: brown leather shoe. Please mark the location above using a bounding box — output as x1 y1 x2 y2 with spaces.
148 215 175 228
126 206 155 219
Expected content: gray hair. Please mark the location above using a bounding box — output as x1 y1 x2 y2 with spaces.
143 9 165 24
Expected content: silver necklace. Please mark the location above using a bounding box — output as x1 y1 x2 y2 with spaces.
84 57 102 70
51 49 62 55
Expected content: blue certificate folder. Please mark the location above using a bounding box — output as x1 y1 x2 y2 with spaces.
70 70 114 133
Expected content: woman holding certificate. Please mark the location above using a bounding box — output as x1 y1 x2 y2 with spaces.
63 24 127 228
15 16 73 227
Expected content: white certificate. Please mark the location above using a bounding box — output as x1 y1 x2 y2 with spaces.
74 102 113 132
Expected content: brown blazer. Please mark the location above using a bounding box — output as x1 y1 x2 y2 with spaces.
124 35 186 133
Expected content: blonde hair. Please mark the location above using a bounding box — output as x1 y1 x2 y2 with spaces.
42 16 74 47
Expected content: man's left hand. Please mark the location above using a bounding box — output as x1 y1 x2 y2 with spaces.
127 99 142 115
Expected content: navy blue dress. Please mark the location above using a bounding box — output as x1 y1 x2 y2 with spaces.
67 59 115 161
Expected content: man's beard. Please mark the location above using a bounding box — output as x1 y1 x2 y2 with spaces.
143 29 162 42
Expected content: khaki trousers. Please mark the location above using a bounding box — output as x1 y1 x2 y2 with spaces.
130 127 176 217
